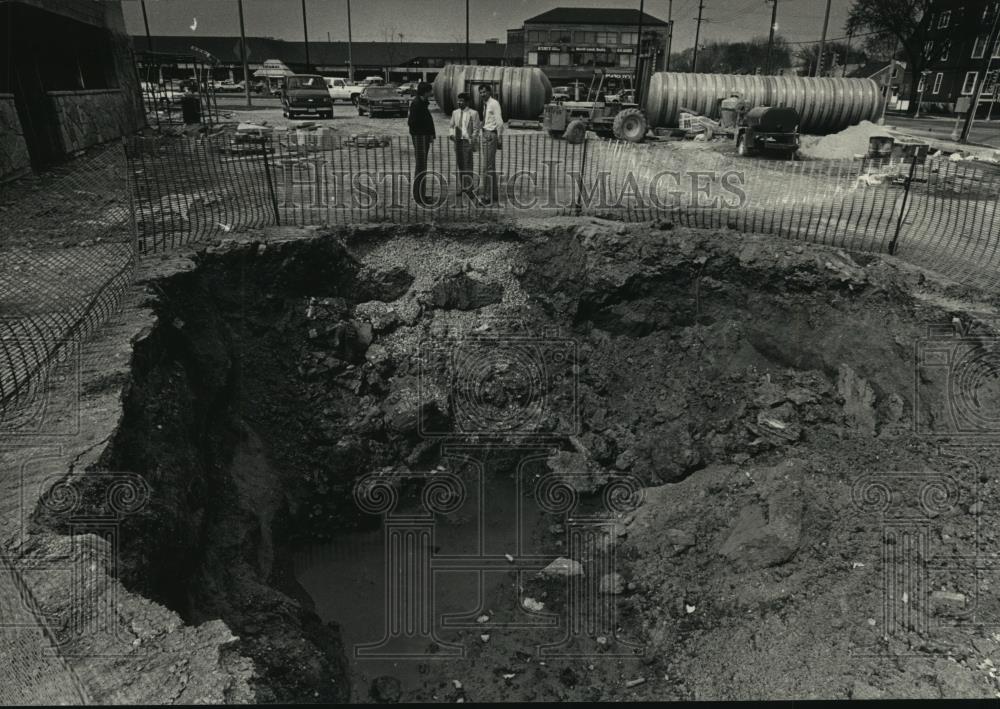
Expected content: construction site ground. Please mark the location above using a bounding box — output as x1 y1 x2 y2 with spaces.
6 211 1000 702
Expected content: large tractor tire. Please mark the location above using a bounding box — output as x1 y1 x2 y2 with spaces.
612 108 648 143
564 119 587 144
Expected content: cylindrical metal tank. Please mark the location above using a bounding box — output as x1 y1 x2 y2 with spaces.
432 65 552 120
644 72 882 134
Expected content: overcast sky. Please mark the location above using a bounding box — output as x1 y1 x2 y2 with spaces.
123 0 854 51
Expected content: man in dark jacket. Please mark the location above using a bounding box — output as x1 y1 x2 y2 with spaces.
407 82 436 206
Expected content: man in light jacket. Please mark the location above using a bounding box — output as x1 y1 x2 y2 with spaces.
448 92 481 201
477 84 504 205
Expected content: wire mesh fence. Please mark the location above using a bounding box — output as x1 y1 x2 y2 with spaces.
0 141 135 427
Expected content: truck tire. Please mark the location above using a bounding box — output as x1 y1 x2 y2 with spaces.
351 94 360 105
612 108 647 143
564 119 587 144
548 129 565 139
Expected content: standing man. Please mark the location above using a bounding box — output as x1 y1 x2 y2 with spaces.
449 92 480 200
408 82 436 206
477 84 504 205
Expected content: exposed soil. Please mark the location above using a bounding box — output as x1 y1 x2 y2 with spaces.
30 219 1000 702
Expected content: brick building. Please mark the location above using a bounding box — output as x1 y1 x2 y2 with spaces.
920 0 1000 113
0 0 145 180
510 6 671 81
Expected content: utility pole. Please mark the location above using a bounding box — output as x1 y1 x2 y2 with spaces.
140 0 153 51
465 0 470 64
301 0 311 72
347 0 354 81
765 0 778 74
665 0 673 71
815 0 832 77
635 0 645 88
237 0 251 108
960 5 1000 142
692 0 705 73
844 29 854 76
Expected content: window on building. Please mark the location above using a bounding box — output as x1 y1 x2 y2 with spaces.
940 39 950 61
994 38 1000 58
618 52 636 67
595 31 618 45
973 34 989 58
620 32 638 45
962 71 979 94
526 30 547 43
938 10 951 27
917 75 926 92
551 31 572 44
527 51 539 65
575 31 596 44
924 40 934 57
985 69 999 95
932 72 943 93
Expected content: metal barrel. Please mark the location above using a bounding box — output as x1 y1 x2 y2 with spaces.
432 65 552 121
643 72 883 134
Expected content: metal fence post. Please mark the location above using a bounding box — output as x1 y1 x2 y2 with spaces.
260 137 281 226
576 136 589 215
888 155 918 255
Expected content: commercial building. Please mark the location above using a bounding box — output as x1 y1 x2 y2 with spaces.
133 35 510 85
1 0 145 179
920 0 1000 113
510 6 671 81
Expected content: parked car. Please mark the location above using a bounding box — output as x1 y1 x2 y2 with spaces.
281 74 334 118
551 86 571 102
397 81 419 97
357 86 408 117
325 77 367 104
363 75 386 86
140 81 183 106
217 80 246 92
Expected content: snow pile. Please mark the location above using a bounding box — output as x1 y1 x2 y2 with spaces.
799 120 895 160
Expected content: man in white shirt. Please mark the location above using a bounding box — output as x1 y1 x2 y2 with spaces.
477 84 504 205
448 92 481 200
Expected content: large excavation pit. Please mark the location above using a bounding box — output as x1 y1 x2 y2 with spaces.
37 221 1000 702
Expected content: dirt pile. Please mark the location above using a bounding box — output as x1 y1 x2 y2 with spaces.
799 120 895 160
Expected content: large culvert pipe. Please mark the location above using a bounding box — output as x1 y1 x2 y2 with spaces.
433 65 552 120
643 72 883 134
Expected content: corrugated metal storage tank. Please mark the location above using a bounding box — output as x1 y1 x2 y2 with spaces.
433 65 552 120
644 72 883 134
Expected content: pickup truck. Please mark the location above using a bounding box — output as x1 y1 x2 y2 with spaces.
282 74 334 118
325 77 367 104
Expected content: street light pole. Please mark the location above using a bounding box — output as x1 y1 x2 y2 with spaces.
237 0 251 108
635 0 645 89
765 0 778 74
140 0 153 51
347 0 354 81
301 0 311 72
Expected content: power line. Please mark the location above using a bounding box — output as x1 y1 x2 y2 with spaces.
785 29 879 46
692 0 706 71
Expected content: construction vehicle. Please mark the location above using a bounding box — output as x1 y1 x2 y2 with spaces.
542 67 651 143
734 106 801 158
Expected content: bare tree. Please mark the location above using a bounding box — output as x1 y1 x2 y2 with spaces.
846 0 947 113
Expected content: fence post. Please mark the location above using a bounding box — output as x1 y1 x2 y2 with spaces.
888 155 918 255
576 136 589 215
260 136 281 227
